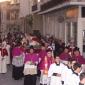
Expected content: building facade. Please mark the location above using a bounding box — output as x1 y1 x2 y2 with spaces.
0 0 20 37
32 0 85 54
0 1 10 38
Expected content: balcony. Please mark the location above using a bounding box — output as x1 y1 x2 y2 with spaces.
40 0 85 11
32 4 38 11
41 0 69 11
32 3 41 13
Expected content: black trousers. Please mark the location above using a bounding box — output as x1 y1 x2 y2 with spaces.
24 75 37 85
12 65 24 80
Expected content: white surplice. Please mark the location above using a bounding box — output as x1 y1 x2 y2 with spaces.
48 63 66 85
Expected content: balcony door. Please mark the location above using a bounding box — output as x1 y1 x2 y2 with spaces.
65 22 77 45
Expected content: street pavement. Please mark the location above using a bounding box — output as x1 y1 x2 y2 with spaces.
0 66 40 85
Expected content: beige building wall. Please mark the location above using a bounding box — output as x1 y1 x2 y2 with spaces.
42 10 65 41
33 14 43 34
0 1 10 38
19 0 33 17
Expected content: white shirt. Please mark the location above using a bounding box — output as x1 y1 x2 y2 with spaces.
48 63 66 85
66 72 80 85
64 67 73 85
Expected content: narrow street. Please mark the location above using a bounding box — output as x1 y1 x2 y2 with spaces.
0 66 39 85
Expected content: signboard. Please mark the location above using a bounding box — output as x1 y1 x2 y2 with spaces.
66 8 78 18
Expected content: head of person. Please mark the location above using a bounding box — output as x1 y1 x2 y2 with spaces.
73 62 82 74
29 46 34 54
16 42 22 47
64 47 69 53
46 49 52 57
80 72 85 84
22 42 27 47
54 53 60 64
68 58 76 68
41 43 46 50
73 47 80 56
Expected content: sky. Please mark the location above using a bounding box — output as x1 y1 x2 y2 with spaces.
0 0 10 2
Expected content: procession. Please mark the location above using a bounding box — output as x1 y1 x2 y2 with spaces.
0 32 84 85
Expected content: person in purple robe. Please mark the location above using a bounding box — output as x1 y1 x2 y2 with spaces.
60 47 71 65
12 42 24 80
73 49 85 72
40 49 54 85
24 46 39 85
38 44 47 71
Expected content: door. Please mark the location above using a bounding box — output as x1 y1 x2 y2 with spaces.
65 22 77 45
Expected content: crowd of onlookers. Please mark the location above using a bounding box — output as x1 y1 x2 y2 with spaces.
0 32 85 85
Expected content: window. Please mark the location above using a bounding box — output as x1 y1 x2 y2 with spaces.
81 7 85 17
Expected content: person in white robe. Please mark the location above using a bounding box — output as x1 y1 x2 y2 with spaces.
6 43 11 64
48 53 66 85
64 59 76 85
66 62 82 85
79 72 85 85
0 43 8 73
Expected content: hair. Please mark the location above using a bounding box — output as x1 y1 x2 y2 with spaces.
16 42 22 47
80 72 85 81
73 47 80 52
46 49 52 53
54 52 60 59
64 46 69 50
73 62 81 71
41 43 45 47
29 46 34 50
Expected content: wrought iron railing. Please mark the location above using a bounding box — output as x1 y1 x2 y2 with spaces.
32 4 38 11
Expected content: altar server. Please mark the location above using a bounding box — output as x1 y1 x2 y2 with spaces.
79 72 85 85
66 63 82 85
48 53 66 85
0 43 8 73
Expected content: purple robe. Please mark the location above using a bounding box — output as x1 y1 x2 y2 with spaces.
25 53 39 64
60 52 71 61
38 50 47 70
39 55 53 70
74 55 85 64
12 47 23 57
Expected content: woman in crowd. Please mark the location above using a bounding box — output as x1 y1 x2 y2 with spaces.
12 42 24 80
24 46 39 85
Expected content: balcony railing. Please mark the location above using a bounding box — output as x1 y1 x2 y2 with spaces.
41 0 69 11
32 4 38 11
40 0 85 11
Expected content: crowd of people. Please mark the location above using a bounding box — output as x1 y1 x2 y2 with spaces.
0 32 85 85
